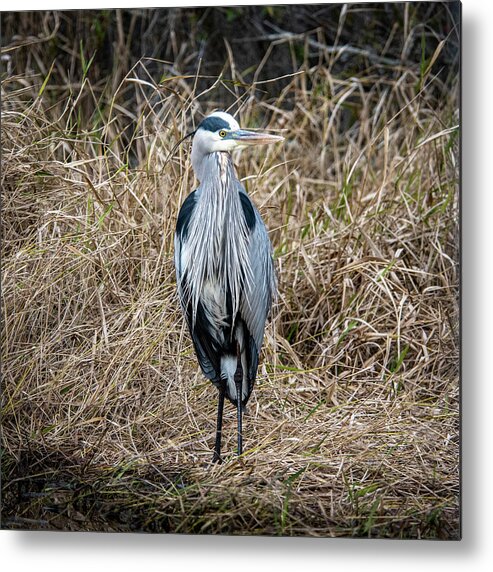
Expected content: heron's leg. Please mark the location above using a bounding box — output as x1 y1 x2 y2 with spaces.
235 379 243 457
233 342 244 457
213 384 225 464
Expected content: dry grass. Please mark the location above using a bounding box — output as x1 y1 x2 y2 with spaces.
1 6 459 537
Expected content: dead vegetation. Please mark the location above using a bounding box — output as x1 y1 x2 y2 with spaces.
1 5 459 537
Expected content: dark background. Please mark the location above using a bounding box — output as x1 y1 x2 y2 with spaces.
2 3 460 109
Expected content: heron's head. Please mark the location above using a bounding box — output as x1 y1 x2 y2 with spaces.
191 111 284 156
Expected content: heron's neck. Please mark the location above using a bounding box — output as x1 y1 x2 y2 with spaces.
193 151 237 188
195 151 241 238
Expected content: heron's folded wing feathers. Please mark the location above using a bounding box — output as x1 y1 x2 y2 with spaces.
175 190 221 383
239 202 277 354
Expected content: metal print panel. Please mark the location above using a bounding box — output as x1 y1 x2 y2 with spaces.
1 2 460 538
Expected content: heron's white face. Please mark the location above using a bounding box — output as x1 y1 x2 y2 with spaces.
192 112 240 154
192 111 283 156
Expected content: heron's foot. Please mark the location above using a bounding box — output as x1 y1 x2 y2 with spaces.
212 451 223 464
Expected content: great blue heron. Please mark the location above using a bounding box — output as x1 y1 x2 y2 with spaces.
174 111 283 462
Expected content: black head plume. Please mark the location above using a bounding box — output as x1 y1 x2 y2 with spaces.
163 128 196 170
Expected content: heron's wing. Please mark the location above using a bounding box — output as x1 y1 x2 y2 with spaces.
239 193 276 369
175 190 221 383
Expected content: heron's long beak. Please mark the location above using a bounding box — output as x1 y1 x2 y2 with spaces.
231 129 284 146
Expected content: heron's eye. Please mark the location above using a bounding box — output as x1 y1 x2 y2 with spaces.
219 130 227 138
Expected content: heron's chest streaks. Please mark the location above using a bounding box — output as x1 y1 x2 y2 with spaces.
182 153 252 329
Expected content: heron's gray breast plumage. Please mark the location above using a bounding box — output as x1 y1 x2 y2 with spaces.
175 151 275 401
176 153 253 329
